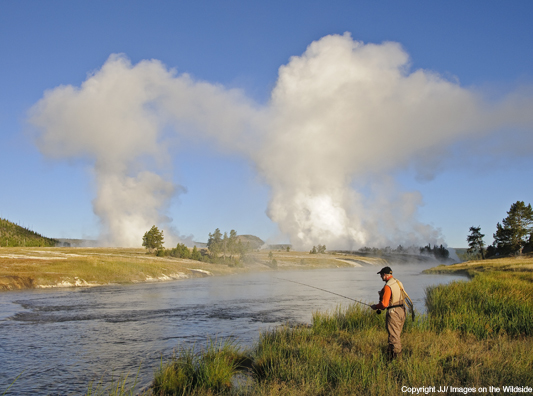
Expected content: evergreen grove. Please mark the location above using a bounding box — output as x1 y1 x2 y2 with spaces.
142 226 251 266
467 200 533 259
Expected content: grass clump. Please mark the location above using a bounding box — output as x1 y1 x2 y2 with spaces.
152 340 249 395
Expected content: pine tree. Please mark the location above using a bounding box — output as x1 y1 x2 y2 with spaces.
467 226 485 259
493 201 533 255
228 230 238 259
223 232 228 260
207 228 223 259
142 225 164 253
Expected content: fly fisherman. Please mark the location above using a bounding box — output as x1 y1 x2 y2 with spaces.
371 266 413 360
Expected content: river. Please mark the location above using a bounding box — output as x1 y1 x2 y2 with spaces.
0 263 467 395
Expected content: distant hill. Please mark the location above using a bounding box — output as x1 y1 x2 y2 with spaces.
236 234 265 250
0 218 58 247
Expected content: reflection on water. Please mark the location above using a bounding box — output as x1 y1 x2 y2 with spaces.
0 263 466 395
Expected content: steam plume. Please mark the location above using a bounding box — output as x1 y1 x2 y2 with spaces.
30 34 533 248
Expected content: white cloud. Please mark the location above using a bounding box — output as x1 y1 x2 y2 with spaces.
29 34 533 249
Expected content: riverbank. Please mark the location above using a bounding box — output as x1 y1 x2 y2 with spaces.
0 247 389 291
1 263 456 395
142 259 533 395
423 253 533 277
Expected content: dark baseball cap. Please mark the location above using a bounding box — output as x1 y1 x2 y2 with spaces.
377 266 392 275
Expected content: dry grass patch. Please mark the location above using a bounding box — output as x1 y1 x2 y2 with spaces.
252 250 385 269
0 247 248 290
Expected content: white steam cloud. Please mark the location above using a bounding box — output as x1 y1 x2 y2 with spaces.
30 33 533 249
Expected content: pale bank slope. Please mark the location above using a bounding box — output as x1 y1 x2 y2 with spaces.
0 247 389 291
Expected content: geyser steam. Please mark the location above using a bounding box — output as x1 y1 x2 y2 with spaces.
30 33 533 248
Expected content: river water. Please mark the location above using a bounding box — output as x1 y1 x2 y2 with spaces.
0 263 467 395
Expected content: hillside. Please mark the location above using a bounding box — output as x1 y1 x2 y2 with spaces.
0 218 58 247
236 234 265 250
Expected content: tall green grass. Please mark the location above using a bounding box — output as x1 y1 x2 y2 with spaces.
426 271 533 338
247 285 533 395
152 339 249 395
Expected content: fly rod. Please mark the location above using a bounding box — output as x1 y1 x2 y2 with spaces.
275 277 373 307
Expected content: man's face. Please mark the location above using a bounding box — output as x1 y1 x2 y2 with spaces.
381 273 390 281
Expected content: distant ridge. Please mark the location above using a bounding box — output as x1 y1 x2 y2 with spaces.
236 234 264 250
0 218 58 247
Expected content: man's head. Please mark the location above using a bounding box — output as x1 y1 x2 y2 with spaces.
377 266 393 281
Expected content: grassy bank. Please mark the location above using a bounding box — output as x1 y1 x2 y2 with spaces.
142 261 533 395
424 254 533 277
0 247 236 291
0 247 381 291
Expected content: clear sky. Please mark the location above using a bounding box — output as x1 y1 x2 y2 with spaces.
1 1 532 248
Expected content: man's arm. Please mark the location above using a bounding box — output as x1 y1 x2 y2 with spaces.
371 285 391 310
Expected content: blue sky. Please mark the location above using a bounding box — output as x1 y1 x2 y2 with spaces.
1 1 532 248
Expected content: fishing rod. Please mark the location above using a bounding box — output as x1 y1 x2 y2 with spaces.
275 277 373 308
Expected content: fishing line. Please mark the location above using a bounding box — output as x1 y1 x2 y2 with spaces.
274 277 372 307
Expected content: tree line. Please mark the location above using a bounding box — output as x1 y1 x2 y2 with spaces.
467 200 533 259
309 244 326 254
142 226 251 266
206 228 250 264
358 244 449 260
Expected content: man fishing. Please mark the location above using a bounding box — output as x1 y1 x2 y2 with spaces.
371 266 413 360
277 268 413 361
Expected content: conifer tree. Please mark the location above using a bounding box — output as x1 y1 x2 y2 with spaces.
228 230 238 258
142 225 164 253
493 201 533 255
207 228 223 259
467 226 485 259
223 232 228 260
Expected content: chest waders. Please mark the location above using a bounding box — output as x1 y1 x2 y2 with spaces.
377 278 415 321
